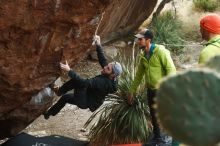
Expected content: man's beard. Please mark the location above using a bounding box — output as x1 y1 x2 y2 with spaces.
101 70 109 76
139 46 146 50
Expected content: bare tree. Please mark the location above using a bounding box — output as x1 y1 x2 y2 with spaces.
152 0 173 21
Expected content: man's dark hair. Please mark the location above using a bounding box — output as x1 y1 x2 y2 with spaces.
144 29 154 40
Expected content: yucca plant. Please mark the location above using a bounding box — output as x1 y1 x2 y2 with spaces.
84 44 151 146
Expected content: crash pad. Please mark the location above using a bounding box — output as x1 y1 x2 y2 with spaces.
1 132 88 146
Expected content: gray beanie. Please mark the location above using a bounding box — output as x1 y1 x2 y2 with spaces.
111 62 122 76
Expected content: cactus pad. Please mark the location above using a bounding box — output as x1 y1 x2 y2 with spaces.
156 69 220 146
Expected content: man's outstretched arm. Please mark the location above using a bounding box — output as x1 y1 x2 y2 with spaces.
60 61 88 87
93 35 108 68
96 45 108 68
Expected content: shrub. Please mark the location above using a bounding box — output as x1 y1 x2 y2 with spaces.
150 11 184 55
193 0 219 12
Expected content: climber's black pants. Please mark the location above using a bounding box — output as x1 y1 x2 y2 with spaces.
47 79 89 116
147 88 161 139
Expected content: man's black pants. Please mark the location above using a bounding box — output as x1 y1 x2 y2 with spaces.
47 79 89 116
147 88 161 139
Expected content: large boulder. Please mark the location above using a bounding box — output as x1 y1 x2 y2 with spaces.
0 0 157 139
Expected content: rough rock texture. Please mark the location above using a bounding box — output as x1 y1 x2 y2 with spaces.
99 0 157 43
0 0 157 139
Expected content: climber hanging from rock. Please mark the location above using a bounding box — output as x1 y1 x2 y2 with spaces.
43 35 122 119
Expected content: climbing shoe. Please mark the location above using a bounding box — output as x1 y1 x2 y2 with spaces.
43 112 50 120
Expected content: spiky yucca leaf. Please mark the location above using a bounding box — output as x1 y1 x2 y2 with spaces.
85 46 151 146
85 94 150 146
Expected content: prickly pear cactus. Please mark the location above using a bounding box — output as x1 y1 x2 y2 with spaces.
205 55 220 73
156 69 220 146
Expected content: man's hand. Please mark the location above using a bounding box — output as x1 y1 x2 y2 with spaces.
60 60 70 72
92 35 101 46
127 94 134 105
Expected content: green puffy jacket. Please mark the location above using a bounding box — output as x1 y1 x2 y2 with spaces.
199 35 220 64
130 44 176 93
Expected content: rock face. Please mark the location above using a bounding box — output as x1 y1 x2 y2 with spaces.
99 0 157 43
0 0 157 139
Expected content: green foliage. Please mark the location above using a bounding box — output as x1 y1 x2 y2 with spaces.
156 69 220 146
193 0 219 12
150 11 184 55
84 48 151 146
85 95 150 146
